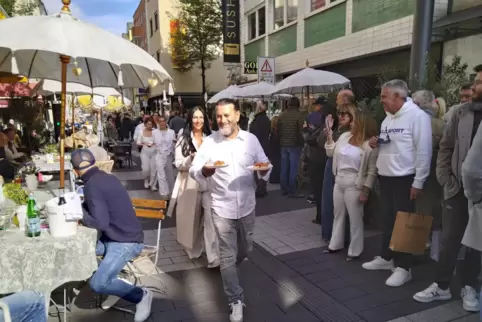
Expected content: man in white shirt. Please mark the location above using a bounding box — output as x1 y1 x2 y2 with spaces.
363 79 432 287
190 99 270 322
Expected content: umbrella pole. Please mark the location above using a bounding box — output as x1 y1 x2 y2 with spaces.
72 95 75 137
59 55 71 190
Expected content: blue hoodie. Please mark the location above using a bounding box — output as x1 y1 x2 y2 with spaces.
81 167 143 243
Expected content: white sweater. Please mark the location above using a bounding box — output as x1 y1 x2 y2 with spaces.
376 99 432 189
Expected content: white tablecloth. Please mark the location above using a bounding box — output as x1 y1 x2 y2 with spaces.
0 227 98 294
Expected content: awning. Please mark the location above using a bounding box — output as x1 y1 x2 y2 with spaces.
433 5 482 39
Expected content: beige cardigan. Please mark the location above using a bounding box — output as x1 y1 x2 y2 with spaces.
325 132 379 190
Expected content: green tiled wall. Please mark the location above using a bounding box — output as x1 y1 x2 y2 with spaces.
305 3 346 48
269 24 297 57
244 38 266 62
352 0 415 33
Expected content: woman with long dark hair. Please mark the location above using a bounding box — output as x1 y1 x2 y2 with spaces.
166 107 220 267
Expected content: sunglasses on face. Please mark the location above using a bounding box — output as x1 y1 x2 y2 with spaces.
377 127 391 144
337 112 348 117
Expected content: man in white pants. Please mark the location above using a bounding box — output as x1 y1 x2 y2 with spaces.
190 99 270 322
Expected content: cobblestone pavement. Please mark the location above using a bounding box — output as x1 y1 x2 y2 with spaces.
46 159 480 322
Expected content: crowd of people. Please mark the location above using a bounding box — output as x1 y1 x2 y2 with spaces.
2 65 482 322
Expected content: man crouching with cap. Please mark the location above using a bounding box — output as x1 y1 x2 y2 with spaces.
71 149 152 322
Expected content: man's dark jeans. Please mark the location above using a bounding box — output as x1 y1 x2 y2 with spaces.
379 175 415 269
280 147 302 195
435 191 481 290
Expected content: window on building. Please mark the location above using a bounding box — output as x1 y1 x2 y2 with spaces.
149 18 153 37
258 7 266 36
154 11 159 31
273 0 284 30
248 12 256 40
311 0 326 11
156 50 160 62
273 0 297 30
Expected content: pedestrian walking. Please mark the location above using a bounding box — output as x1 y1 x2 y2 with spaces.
153 116 175 199
137 117 157 191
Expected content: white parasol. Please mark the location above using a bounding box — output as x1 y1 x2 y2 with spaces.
32 79 121 97
207 85 242 104
272 67 350 95
0 0 173 190
236 81 275 98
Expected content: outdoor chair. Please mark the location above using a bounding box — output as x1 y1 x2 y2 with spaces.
111 143 132 169
95 160 114 173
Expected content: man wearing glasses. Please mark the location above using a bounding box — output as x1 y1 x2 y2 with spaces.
362 79 432 288
412 65 482 312
443 83 473 123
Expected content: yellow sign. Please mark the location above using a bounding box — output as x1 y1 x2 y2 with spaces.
0 5 8 20
224 44 239 56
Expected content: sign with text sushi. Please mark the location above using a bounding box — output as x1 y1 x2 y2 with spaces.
222 0 241 64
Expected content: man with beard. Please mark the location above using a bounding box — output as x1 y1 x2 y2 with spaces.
413 65 482 312
190 99 270 322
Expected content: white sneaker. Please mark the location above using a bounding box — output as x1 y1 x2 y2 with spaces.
134 288 153 322
144 180 149 189
229 300 245 322
413 283 452 303
386 267 412 287
461 286 480 312
151 186 157 191
362 256 394 270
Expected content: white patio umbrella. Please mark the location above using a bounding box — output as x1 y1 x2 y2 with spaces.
207 85 242 104
272 67 350 95
31 79 121 97
236 81 275 98
0 0 173 190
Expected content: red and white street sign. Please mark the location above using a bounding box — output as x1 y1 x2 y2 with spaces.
257 57 275 84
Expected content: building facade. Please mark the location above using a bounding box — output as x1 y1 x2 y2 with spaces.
241 0 452 93
145 0 228 102
132 0 148 52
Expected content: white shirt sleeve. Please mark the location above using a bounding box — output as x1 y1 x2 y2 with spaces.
412 112 433 189
252 135 271 181
133 124 142 142
189 137 210 187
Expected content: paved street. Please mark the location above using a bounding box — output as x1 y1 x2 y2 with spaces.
47 156 480 322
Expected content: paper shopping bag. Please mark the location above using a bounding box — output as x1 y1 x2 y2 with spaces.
389 211 433 255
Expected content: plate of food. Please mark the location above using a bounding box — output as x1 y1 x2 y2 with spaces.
247 162 272 171
204 161 229 169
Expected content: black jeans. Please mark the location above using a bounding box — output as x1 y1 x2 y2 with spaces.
379 175 416 269
435 191 481 290
308 158 326 222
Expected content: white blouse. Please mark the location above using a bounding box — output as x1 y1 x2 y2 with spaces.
337 143 362 172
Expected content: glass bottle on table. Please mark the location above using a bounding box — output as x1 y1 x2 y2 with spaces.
26 193 41 237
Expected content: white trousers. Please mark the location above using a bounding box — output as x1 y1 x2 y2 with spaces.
155 153 174 198
140 147 157 187
329 171 364 257
185 192 220 266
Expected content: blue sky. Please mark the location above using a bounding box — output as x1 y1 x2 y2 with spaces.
43 0 139 35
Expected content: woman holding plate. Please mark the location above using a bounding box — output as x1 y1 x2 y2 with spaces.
167 107 220 267
137 117 157 190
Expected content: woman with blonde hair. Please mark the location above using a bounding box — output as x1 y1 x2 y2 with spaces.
412 90 445 227
318 103 357 242
324 109 379 260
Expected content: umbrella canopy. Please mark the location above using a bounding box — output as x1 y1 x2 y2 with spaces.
236 82 275 98
31 79 121 97
207 85 242 104
272 67 350 95
0 3 172 88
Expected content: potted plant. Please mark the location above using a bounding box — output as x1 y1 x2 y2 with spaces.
3 183 29 230
19 162 40 191
42 143 58 163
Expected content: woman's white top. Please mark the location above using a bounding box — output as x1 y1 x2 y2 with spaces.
137 130 154 146
337 143 362 172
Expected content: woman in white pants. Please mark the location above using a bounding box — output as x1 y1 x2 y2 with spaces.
153 116 175 200
324 107 379 261
137 118 157 190
166 107 220 267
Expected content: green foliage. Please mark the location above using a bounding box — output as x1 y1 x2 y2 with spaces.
3 183 29 205
360 55 468 126
0 0 38 16
169 0 223 93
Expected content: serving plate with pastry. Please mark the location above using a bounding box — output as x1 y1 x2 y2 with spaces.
204 160 229 169
247 162 272 171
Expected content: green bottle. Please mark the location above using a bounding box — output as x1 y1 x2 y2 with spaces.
26 193 41 237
